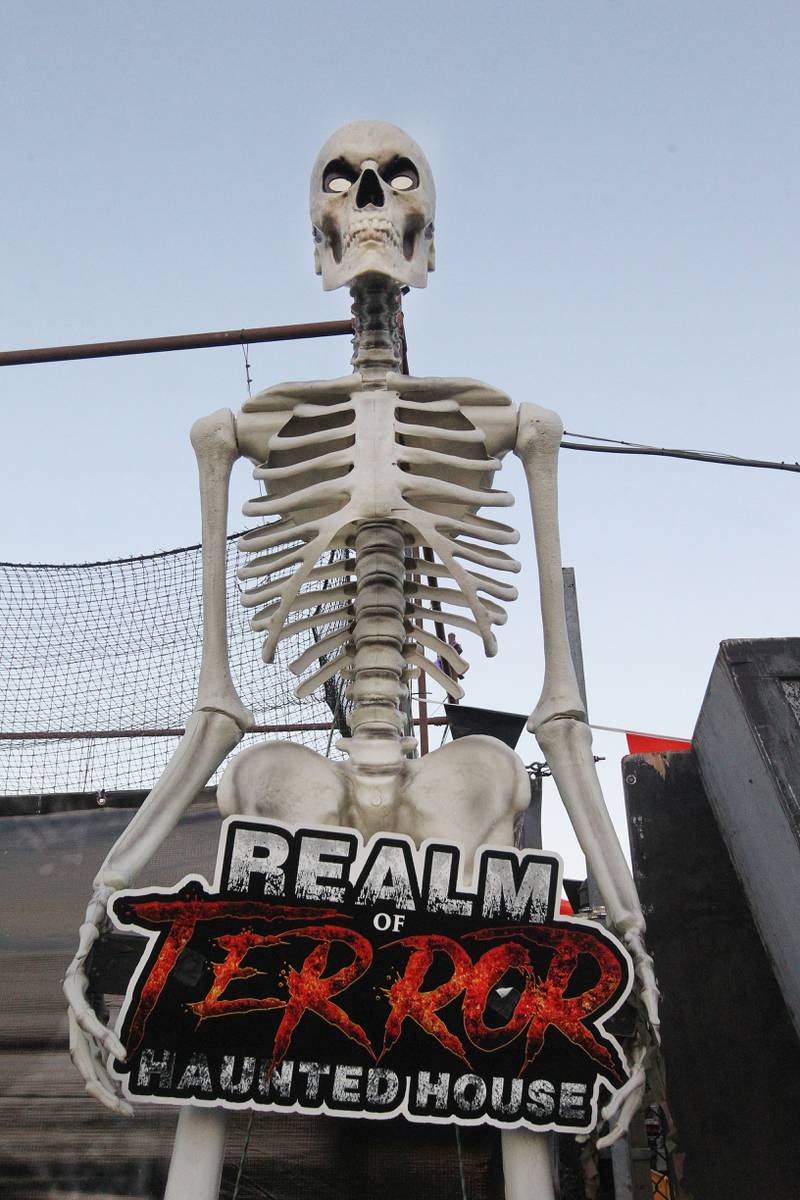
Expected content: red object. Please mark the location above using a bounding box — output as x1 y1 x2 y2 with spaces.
626 733 691 754
559 899 574 915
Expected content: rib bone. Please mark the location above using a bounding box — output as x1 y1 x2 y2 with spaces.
238 372 522 700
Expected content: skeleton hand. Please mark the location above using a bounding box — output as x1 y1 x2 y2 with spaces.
63 883 133 1116
593 991 660 1149
588 897 661 1147
618 918 660 1038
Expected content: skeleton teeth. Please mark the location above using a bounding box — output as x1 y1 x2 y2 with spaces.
342 220 401 253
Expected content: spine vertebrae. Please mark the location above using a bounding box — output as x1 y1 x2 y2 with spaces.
348 523 408 741
350 281 403 378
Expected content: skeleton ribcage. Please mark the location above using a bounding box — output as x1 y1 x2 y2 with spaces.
237 383 521 700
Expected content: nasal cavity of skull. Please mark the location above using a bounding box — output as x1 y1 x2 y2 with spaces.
355 168 385 209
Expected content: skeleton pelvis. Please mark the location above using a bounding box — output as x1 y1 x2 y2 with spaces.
216 735 530 856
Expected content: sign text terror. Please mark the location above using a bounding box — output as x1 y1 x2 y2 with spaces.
108 818 633 1133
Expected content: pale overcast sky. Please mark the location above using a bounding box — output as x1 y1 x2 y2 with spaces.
2 1 798 874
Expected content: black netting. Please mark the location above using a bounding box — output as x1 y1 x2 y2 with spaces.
0 536 496 1200
0 535 350 797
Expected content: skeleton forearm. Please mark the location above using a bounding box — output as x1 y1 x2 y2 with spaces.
92 710 244 888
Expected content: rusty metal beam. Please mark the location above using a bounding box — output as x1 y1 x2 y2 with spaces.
0 318 353 368
0 717 448 740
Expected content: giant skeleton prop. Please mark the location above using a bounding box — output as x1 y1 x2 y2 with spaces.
65 122 659 1200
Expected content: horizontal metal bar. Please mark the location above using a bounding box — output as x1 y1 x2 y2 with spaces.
0 319 354 367
0 717 448 740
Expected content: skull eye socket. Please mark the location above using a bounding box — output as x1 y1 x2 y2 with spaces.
384 158 420 192
323 159 357 194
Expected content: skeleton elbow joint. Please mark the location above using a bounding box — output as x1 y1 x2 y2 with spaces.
528 703 588 738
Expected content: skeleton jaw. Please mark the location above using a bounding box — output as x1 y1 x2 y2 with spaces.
317 215 428 291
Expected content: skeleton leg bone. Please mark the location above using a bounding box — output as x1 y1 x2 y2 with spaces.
502 1133 556 1200
164 1108 228 1200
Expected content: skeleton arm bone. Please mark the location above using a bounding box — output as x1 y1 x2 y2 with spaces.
64 409 253 1111
513 404 642 916
513 403 659 1139
88 409 253 881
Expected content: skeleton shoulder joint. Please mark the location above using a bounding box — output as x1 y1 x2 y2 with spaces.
514 402 564 463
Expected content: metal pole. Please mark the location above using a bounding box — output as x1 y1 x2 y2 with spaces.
561 567 603 911
520 770 543 850
420 546 448 647
562 567 588 713
417 669 430 755
0 318 353 367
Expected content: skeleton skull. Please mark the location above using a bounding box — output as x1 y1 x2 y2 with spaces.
310 120 436 291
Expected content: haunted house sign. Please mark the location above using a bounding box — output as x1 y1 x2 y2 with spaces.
108 818 632 1133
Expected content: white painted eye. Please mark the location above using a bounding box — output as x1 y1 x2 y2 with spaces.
327 176 352 194
390 174 416 191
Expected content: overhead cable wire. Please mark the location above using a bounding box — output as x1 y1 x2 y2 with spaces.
590 723 690 742
562 431 800 474
3 319 796 474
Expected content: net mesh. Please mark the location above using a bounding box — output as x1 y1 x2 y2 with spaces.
0 535 350 797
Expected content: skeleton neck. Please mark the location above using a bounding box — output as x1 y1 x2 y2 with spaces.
344 279 411 769
350 279 403 381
